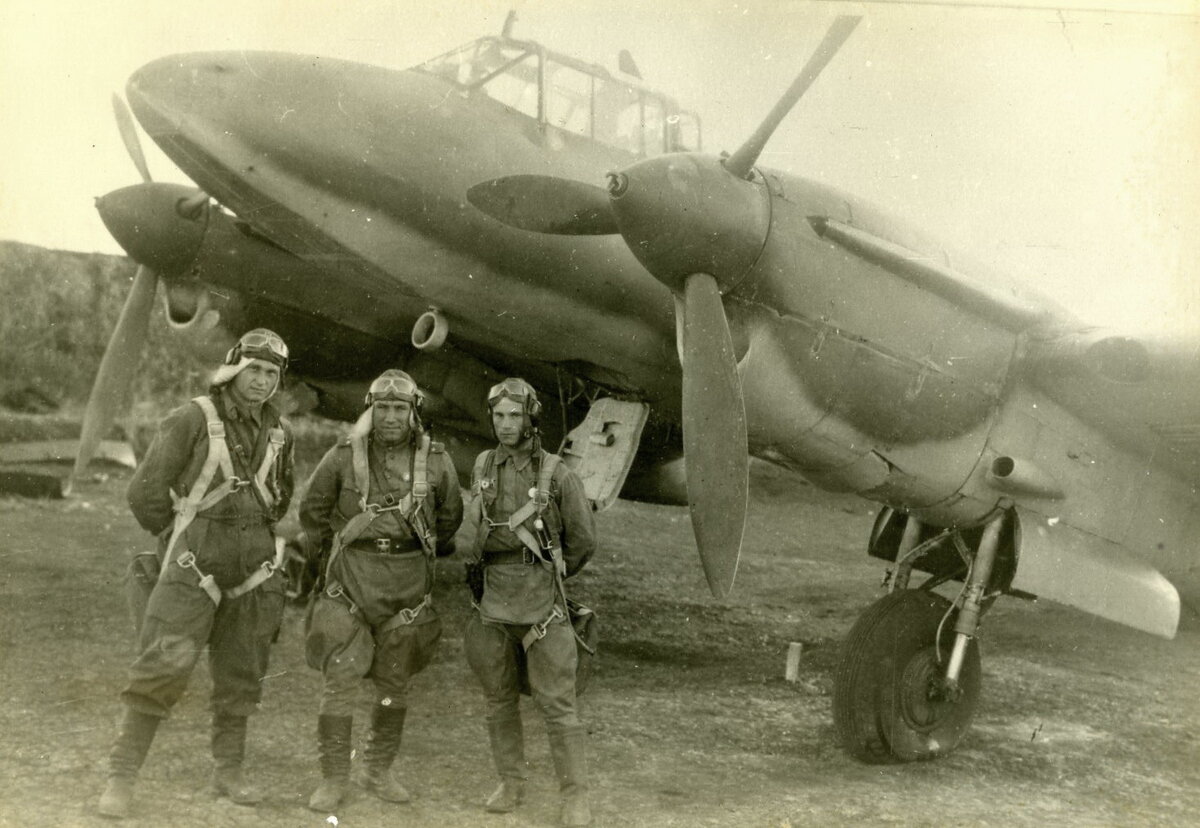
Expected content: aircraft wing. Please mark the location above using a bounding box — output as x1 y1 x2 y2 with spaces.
1028 331 1200 485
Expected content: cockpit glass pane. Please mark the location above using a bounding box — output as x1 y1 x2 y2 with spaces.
592 77 642 154
418 37 538 118
545 59 593 137
418 38 703 155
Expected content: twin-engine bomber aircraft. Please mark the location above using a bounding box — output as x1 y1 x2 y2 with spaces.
77 14 1199 763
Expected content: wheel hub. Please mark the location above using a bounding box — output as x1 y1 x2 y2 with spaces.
898 647 961 732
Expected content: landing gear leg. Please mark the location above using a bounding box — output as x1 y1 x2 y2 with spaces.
943 517 1002 692
833 514 1004 763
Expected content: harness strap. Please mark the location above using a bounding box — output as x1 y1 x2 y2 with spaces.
249 427 286 511
322 432 436 595
224 535 288 600
378 593 433 633
322 586 432 632
474 449 496 537
157 396 239 588
349 430 434 554
476 450 561 559
167 535 286 606
156 397 285 604
521 603 564 651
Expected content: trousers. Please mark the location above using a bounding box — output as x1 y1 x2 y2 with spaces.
121 562 285 718
463 613 580 731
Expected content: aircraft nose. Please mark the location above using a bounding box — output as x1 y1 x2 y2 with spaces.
96 182 207 273
126 53 239 138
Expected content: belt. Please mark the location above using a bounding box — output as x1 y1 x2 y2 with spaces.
195 511 273 525
483 548 539 566
348 538 423 555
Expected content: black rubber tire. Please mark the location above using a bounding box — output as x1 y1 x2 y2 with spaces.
832 590 981 763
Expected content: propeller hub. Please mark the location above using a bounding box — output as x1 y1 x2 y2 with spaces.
609 154 770 295
606 171 628 197
96 183 208 274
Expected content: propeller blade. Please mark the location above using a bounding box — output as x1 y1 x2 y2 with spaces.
679 272 749 597
467 175 617 235
724 15 861 179
112 93 153 184
69 265 159 491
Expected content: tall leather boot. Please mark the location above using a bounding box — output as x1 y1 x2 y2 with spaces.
210 712 262 806
483 713 526 813
97 707 161 819
307 715 353 812
360 704 411 803
548 726 591 827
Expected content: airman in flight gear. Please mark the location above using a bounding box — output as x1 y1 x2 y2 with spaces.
98 328 295 819
463 377 597 827
300 369 463 812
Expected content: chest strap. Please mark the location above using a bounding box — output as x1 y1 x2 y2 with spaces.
323 432 435 592
158 396 287 603
477 450 561 570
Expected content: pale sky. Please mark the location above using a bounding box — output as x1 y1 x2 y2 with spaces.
1 0 1197 333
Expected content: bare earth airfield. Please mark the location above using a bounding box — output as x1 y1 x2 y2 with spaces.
1 458 1197 826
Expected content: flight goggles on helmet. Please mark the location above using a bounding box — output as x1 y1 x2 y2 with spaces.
367 370 421 404
226 328 289 368
487 378 540 416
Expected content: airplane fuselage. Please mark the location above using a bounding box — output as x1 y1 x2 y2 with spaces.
118 49 1197 630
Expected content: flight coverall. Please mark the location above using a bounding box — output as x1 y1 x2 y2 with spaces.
462 442 597 814
299 429 462 802
118 387 294 785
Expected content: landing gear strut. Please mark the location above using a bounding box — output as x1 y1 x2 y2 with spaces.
833 513 1004 762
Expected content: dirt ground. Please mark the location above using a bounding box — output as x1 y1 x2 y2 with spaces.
1 459 1198 827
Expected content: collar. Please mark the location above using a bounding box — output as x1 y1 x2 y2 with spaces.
494 440 535 471
370 434 412 455
218 386 264 427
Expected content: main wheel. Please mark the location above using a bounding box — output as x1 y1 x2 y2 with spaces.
832 590 981 763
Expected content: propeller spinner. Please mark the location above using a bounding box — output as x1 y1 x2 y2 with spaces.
466 15 862 596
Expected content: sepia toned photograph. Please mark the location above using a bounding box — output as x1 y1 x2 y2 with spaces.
1 1 1197 825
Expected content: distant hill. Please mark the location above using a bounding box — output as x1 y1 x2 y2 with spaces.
0 240 209 416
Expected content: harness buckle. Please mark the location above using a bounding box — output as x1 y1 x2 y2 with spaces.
396 606 419 624
374 538 393 553
382 492 397 506
528 604 564 642
177 550 211 581
226 476 251 490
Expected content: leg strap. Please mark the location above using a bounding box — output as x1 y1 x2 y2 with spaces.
521 604 565 651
